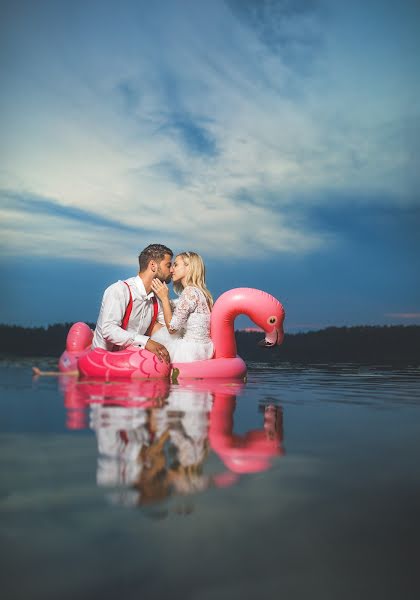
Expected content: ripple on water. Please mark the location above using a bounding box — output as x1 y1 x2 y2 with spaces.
246 363 420 408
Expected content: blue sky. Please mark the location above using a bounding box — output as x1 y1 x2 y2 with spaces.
1 0 419 330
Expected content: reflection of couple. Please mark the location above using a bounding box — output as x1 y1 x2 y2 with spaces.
91 388 213 507
92 243 214 364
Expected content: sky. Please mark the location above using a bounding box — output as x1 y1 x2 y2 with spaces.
1 0 419 331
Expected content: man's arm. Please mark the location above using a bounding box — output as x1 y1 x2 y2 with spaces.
99 283 170 362
100 281 170 363
100 283 140 348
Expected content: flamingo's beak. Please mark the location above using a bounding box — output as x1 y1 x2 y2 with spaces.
258 326 284 348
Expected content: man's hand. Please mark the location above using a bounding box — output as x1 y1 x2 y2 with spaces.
145 339 171 364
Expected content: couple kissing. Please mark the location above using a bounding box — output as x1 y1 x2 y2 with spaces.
92 243 214 365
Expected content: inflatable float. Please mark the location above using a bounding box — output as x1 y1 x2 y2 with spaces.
59 287 285 380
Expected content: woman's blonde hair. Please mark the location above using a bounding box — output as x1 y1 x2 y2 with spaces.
173 252 213 309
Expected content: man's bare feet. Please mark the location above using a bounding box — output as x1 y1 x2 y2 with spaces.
32 367 61 376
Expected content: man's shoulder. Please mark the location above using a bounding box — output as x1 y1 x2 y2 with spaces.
104 279 132 295
123 276 138 287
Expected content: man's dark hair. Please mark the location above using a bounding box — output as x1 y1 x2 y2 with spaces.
138 244 173 271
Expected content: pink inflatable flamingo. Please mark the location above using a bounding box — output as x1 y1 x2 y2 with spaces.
58 320 93 373
59 288 285 380
174 288 285 380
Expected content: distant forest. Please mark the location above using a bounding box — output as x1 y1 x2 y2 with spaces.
1 323 419 365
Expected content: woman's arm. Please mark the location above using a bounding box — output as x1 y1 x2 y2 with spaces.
168 287 199 334
150 280 174 331
151 283 199 335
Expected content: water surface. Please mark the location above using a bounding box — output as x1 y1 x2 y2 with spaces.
1 361 419 600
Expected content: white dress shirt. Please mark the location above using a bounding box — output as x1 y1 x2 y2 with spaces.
92 276 164 351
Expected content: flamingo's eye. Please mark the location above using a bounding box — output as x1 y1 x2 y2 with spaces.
267 316 277 325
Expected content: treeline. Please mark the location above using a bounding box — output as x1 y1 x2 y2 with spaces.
0 323 96 357
0 323 419 364
236 326 420 365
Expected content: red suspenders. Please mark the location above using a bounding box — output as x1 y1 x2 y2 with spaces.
146 295 158 336
121 281 158 336
121 282 133 330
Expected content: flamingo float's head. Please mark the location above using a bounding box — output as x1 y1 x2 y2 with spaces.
251 290 285 348
211 288 285 358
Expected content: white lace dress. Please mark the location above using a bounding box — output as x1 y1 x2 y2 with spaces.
151 286 214 363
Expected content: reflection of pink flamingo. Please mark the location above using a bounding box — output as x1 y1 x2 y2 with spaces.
209 393 284 474
59 288 285 380
60 376 170 429
58 374 88 430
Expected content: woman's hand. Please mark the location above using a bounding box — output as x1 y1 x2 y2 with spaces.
151 278 170 301
151 279 173 331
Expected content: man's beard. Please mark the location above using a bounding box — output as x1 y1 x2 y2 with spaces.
156 269 172 284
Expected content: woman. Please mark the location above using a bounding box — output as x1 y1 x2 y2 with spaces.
150 252 214 363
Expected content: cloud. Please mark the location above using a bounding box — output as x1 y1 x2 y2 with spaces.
162 114 218 157
0 186 324 264
0 190 171 266
1 190 142 233
148 160 187 187
115 79 142 114
226 0 325 73
1 0 419 267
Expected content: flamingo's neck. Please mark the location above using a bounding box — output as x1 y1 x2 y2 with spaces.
211 293 251 359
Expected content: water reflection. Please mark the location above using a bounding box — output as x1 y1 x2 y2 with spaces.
58 376 285 508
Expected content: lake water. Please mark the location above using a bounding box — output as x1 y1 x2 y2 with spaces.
1 361 419 600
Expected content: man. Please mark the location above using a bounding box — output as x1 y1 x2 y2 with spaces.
92 243 173 363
